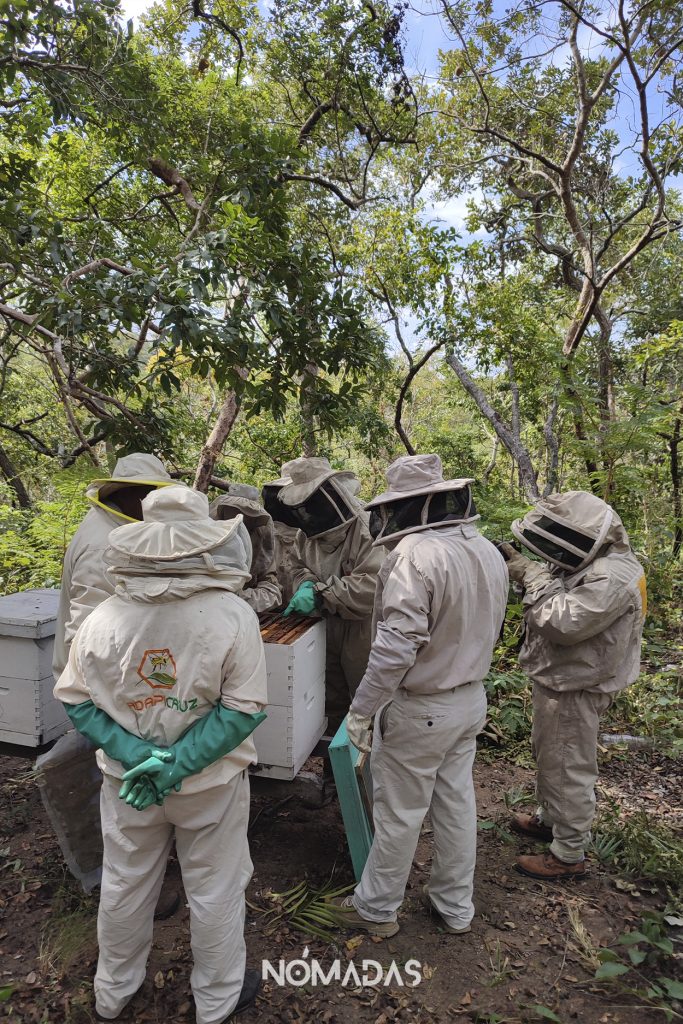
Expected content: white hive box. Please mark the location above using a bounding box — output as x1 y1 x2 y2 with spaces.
253 616 327 781
0 588 69 747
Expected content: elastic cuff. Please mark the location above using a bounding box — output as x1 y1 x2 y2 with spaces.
352 893 397 924
549 840 585 865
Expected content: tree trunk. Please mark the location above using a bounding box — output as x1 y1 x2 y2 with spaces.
446 353 540 501
300 363 319 457
194 387 242 493
0 440 31 508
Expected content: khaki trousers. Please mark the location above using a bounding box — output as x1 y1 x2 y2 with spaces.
532 684 613 863
95 772 251 1024
353 682 487 930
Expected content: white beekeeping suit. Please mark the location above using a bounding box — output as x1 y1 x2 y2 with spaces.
53 452 172 679
210 483 282 613
55 486 267 1024
333 454 508 937
504 491 646 880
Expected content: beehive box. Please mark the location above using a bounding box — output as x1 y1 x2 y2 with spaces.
252 614 327 781
0 588 69 747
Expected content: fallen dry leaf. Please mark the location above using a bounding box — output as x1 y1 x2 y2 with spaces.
154 970 165 989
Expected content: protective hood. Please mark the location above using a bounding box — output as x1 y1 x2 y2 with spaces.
277 457 362 538
278 456 360 507
210 488 275 580
86 452 173 523
366 454 479 545
511 490 630 572
104 486 252 600
210 486 270 529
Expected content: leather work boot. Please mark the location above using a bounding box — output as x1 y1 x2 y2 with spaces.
510 812 554 842
154 883 181 920
220 969 262 1020
421 885 471 935
330 895 399 937
516 852 586 880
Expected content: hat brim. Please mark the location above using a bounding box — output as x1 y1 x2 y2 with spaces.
279 470 358 507
211 496 270 527
108 513 244 561
89 478 173 502
365 477 475 509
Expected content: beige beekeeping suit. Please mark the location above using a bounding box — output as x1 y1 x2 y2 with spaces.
52 453 172 679
55 485 267 1024
210 484 282 613
349 454 508 932
512 491 646 694
511 491 646 864
281 457 384 731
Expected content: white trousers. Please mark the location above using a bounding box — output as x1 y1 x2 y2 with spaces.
353 682 487 930
532 684 613 863
95 771 251 1024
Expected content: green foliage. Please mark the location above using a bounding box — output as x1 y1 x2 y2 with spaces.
607 667 683 757
590 806 683 889
0 472 90 594
481 669 533 763
591 912 683 1022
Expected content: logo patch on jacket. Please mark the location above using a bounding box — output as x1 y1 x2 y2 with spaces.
137 648 177 690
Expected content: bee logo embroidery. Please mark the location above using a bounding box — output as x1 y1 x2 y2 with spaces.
137 648 177 690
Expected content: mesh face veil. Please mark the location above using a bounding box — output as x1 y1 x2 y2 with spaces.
279 479 355 537
369 487 475 542
513 507 613 571
262 485 301 529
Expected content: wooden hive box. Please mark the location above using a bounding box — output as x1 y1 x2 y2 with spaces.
0 588 69 747
252 614 327 781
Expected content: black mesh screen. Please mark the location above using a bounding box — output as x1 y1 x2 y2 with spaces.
521 527 583 569
262 485 301 529
534 515 594 553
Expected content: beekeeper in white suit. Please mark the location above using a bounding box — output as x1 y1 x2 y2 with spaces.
501 491 646 880
54 486 267 1024
53 452 172 679
210 483 282 613
335 454 508 936
276 457 384 732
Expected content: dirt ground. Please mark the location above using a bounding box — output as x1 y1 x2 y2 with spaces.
0 747 680 1024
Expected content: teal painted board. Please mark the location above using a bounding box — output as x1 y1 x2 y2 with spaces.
329 719 374 881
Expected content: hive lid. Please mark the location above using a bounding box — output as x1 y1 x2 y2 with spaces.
0 588 60 638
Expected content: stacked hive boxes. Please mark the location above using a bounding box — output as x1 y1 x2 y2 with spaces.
253 614 327 780
0 588 68 747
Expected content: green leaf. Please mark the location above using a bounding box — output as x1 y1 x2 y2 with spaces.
531 1007 562 1022
658 978 683 1000
597 948 621 962
595 962 630 980
0 986 13 1002
627 947 647 966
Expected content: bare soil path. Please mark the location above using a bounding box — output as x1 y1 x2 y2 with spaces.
0 749 680 1023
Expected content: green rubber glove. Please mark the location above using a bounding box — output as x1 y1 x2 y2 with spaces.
120 704 266 809
283 580 318 617
65 701 173 772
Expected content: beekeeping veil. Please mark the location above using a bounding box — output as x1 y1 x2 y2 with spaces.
511 490 631 572
210 483 275 581
276 457 361 538
365 453 478 546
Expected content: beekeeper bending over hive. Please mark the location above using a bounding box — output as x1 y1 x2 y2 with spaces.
55 486 267 1024
210 483 282 613
501 491 646 880
336 455 508 937
279 457 384 731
